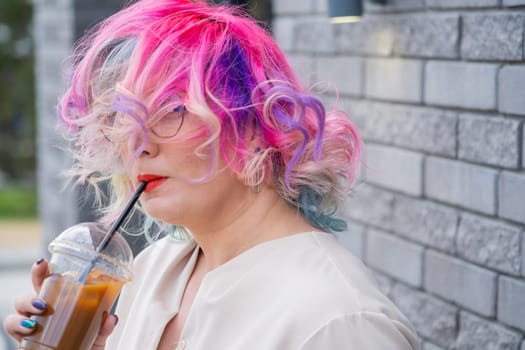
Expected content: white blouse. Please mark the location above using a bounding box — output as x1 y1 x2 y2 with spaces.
107 232 419 350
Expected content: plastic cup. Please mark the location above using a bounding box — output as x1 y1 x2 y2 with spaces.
19 222 133 350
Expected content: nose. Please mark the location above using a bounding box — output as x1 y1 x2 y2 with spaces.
141 134 160 158
126 133 159 158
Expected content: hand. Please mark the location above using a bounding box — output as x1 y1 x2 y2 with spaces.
2 259 118 349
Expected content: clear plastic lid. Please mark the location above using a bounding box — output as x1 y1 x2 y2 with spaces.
49 222 133 282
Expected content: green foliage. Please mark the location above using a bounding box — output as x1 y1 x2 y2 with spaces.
0 186 37 218
0 0 35 181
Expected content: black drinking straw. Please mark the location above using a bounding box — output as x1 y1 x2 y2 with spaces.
78 181 147 283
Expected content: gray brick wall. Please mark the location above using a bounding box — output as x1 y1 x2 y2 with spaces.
365 144 423 195
273 0 525 346
425 157 498 215
366 229 423 287
365 58 423 102
499 65 525 116
461 13 524 61
424 61 498 110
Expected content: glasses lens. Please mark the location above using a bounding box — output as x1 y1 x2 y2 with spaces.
151 105 185 138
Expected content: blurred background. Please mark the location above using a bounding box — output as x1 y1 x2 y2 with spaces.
0 0 38 240
0 1 39 349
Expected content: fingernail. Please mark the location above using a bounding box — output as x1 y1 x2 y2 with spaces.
113 314 119 326
35 258 44 265
21 319 37 329
32 299 47 310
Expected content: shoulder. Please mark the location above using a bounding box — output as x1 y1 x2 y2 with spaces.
266 233 381 306
299 311 420 350
254 232 419 348
265 232 380 302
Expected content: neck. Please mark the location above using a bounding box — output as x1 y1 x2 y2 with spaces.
185 188 316 272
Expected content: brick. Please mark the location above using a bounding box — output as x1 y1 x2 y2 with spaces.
523 235 525 278
365 144 423 196
370 270 395 297
458 113 521 168
391 284 457 348
315 56 363 96
339 17 393 56
362 102 457 157
312 0 327 13
272 0 313 15
392 196 458 253
337 97 369 131
498 276 525 331
457 213 522 275
425 157 497 215
423 343 445 350
505 0 525 6
499 65 525 116
285 54 315 85
334 222 365 259
272 17 295 52
294 18 338 54
461 13 524 61
392 14 459 58
366 230 423 287
365 58 423 103
453 311 523 350
425 250 497 317
426 0 499 7
344 184 395 230
425 61 497 110
364 0 424 12
499 172 525 224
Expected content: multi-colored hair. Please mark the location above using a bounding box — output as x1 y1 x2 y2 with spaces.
58 0 361 236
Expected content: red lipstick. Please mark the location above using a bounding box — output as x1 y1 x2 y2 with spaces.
137 174 168 192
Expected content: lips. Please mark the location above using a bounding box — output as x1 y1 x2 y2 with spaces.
137 174 168 192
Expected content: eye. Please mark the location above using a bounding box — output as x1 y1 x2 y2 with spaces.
150 105 185 138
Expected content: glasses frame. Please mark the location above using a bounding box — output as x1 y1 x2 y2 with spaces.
100 104 186 144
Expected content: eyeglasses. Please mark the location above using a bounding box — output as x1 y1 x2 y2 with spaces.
101 105 186 144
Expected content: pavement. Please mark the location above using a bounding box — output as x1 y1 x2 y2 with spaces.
0 220 43 350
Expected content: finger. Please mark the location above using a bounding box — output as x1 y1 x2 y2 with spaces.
31 258 50 293
92 313 118 350
3 314 39 343
14 295 47 317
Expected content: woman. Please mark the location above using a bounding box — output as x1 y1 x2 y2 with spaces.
4 0 419 349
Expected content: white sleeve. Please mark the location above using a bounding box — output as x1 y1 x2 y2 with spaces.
299 312 420 350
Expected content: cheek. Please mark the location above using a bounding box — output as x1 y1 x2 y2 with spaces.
163 142 216 177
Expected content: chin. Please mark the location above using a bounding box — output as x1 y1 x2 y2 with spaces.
142 201 180 222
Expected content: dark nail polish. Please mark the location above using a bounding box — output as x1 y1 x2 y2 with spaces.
21 319 37 329
113 314 119 326
32 299 47 311
35 258 44 265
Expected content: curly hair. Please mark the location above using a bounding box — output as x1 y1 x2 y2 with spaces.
57 0 361 235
